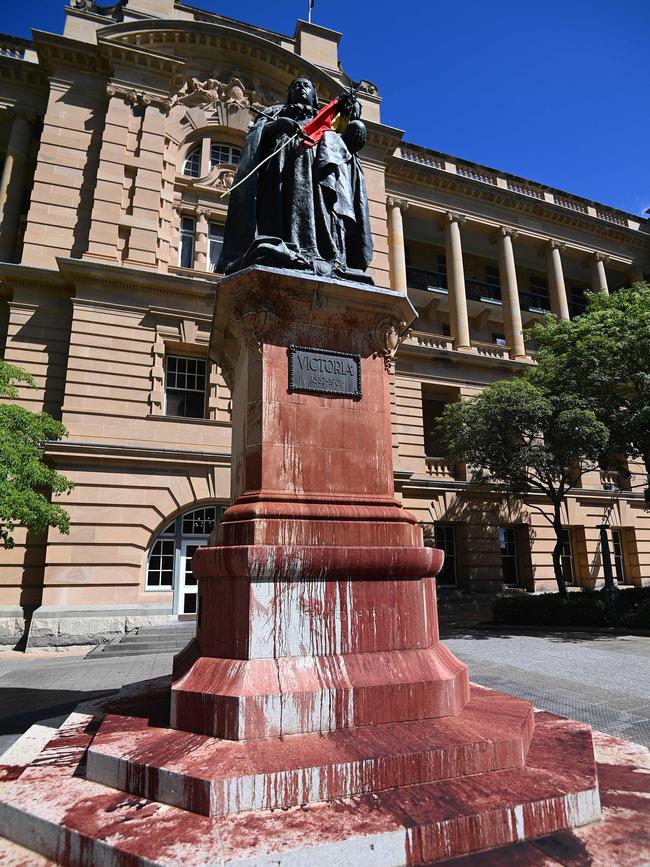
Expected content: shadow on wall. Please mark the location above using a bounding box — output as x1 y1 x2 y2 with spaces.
423 494 537 593
12 302 72 420
63 81 106 260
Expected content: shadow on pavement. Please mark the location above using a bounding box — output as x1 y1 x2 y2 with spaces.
0 687 116 737
439 625 644 644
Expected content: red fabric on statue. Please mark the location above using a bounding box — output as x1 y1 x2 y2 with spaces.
302 99 340 147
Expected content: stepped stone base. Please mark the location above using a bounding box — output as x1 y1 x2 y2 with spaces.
0 678 602 866
87 683 535 816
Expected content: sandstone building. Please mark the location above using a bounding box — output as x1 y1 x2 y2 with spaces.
0 0 648 648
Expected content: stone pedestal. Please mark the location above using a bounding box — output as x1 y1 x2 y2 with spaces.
0 267 602 865
171 266 469 739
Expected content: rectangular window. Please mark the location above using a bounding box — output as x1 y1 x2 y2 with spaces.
422 398 447 457
441 322 451 337
485 265 500 288
611 529 627 584
434 524 457 586
179 215 195 269
208 222 224 273
437 254 447 276
558 528 575 585
146 538 174 588
165 355 207 419
529 274 548 293
499 527 519 586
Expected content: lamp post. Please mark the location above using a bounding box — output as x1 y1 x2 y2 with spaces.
597 509 618 621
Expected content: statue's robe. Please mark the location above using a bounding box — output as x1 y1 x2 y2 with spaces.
222 102 373 280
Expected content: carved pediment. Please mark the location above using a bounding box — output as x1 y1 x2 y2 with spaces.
184 163 237 193
171 72 280 121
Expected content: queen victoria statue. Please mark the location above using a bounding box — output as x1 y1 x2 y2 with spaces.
222 76 373 283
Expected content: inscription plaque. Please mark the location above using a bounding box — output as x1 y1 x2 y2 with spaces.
288 345 361 398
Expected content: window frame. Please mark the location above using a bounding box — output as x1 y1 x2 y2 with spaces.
164 354 208 419
434 524 457 586
208 221 224 273
499 526 519 586
179 214 196 269
183 145 201 178
209 142 241 170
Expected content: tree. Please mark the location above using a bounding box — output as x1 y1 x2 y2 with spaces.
530 282 650 486
0 359 74 549
436 377 609 598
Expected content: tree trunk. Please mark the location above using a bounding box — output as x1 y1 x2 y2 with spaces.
552 506 568 600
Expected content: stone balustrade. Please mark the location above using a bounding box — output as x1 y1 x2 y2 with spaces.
397 144 641 231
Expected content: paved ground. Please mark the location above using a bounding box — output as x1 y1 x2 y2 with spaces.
0 628 649 754
443 627 650 749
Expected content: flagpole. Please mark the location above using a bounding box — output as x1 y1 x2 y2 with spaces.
308 0 312 23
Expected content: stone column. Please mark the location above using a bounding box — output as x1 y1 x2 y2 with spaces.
0 112 33 262
386 196 408 292
496 226 526 359
591 252 609 295
444 212 471 350
545 240 570 320
195 209 208 270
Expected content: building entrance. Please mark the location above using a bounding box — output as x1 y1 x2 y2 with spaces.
146 504 226 617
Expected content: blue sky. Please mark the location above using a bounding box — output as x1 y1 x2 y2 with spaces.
3 0 649 215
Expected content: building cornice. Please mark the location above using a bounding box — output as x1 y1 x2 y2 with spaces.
387 154 648 252
45 439 231 468
55 257 218 300
97 19 344 102
32 30 111 77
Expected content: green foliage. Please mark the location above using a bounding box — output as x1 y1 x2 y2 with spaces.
530 282 650 476
435 357 610 598
492 587 650 629
437 377 609 502
0 359 74 549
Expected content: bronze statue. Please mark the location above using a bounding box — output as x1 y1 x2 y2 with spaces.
222 77 373 282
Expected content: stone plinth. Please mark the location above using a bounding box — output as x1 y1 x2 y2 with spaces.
171 266 469 740
0 268 604 865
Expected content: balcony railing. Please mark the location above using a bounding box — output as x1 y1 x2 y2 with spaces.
404 331 455 351
406 267 447 292
465 279 501 303
568 300 587 318
520 291 551 313
474 341 509 360
425 456 465 481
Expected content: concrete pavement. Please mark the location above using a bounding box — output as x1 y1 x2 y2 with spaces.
1 628 649 754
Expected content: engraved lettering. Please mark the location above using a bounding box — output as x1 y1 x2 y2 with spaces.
288 346 361 399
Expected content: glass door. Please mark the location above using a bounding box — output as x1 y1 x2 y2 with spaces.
177 541 200 615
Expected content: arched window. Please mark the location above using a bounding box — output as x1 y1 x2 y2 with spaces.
210 143 240 169
183 145 201 177
146 504 226 614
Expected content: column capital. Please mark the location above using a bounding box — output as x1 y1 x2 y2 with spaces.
445 211 466 226
592 251 610 264
495 226 518 242
539 238 566 257
386 196 409 212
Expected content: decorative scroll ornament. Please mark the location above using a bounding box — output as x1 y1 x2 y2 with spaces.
231 296 279 352
106 85 171 113
219 357 234 393
369 317 408 372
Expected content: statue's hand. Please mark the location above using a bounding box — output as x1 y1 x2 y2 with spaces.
342 119 367 154
337 93 362 121
268 116 303 138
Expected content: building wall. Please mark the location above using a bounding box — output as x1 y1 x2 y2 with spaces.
0 1 648 647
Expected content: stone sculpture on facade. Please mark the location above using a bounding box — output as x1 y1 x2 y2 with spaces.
222 76 374 281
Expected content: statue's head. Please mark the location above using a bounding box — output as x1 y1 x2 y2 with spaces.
286 77 318 110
